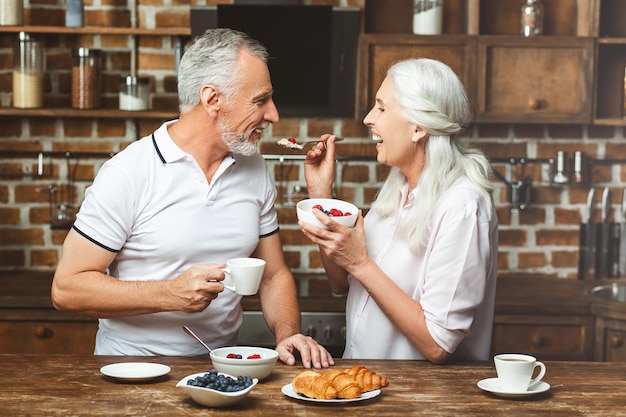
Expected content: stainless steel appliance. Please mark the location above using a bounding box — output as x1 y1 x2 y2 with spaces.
238 311 346 357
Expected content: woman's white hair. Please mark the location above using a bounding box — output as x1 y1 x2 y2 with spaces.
177 28 269 114
370 58 494 252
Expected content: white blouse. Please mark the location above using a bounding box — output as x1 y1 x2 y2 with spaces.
343 177 498 360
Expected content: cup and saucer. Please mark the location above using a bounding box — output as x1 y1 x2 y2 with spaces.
477 353 551 398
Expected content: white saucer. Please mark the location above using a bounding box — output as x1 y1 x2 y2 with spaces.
100 362 171 382
477 378 550 398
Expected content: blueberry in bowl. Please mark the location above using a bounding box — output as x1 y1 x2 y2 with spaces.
176 369 258 407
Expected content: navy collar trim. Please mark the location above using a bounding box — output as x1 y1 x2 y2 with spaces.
151 133 167 164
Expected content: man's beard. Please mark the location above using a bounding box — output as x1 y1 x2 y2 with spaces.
218 120 259 157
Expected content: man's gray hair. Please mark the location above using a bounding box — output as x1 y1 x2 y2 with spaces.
177 28 269 114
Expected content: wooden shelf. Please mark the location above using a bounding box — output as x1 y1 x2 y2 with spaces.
0 107 178 119
0 25 191 36
593 118 626 126
598 37 626 44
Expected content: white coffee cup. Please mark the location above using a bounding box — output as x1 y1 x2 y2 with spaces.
494 353 546 392
221 258 266 296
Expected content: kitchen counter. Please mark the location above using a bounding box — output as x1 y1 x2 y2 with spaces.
0 271 626 308
4 270 626 324
4 271 626 359
0 270 346 312
2 270 623 315
1 354 625 416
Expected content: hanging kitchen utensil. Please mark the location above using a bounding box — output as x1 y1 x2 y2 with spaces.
491 164 531 211
578 187 595 280
617 189 626 277
609 195 621 278
595 187 611 279
49 153 77 229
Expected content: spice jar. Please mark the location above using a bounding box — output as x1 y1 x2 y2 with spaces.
0 0 24 25
119 75 150 111
12 32 44 109
72 48 101 109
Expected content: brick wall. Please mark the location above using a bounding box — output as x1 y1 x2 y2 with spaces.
1 1 626 294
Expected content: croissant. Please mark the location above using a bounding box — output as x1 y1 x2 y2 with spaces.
321 369 362 399
292 370 338 400
344 365 389 392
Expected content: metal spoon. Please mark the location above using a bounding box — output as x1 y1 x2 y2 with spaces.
182 326 213 354
277 137 344 150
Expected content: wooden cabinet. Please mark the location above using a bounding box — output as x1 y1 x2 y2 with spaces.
0 310 97 354
357 34 476 118
594 0 626 125
358 0 626 126
594 317 626 361
0 273 98 354
476 36 594 124
491 314 595 361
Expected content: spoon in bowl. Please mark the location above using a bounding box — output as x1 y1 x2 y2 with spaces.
276 137 344 150
183 325 213 354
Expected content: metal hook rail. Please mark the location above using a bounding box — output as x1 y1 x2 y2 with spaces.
0 151 376 162
0 150 116 178
491 157 626 166
0 150 116 159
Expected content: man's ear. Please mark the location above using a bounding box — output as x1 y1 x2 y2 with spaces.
411 127 427 143
200 85 220 115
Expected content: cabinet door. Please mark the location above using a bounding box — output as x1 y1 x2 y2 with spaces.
0 321 97 354
491 314 594 361
476 36 595 124
595 317 626 361
357 34 477 119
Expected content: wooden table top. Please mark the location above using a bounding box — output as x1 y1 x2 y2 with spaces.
2 354 625 416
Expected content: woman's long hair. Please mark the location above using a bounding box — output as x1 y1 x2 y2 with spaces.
370 58 494 252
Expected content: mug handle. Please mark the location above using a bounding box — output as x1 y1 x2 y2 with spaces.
528 361 546 389
220 267 235 292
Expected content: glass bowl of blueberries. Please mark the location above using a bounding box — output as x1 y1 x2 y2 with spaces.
176 369 258 407
210 346 279 380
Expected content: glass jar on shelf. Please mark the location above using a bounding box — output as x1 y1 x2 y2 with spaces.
413 0 444 35
12 32 44 109
72 48 102 109
521 0 544 37
119 75 150 111
0 0 24 25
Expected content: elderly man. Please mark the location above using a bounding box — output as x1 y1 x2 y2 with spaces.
51 28 333 369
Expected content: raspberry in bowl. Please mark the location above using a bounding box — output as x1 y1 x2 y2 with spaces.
210 346 278 380
296 198 358 230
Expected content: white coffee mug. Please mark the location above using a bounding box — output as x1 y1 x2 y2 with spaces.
221 258 266 296
494 353 546 392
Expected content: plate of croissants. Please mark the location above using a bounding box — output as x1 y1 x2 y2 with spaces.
282 365 389 403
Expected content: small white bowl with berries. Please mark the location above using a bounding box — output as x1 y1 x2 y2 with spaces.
297 198 358 230
210 346 278 380
176 369 258 407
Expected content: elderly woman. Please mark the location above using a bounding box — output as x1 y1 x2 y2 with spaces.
301 58 498 363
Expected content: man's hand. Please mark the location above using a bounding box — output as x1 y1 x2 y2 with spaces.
275 334 335 369
168 264 226 313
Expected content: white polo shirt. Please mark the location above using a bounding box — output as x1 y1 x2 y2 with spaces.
344 177 498 360
73 121 279 355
